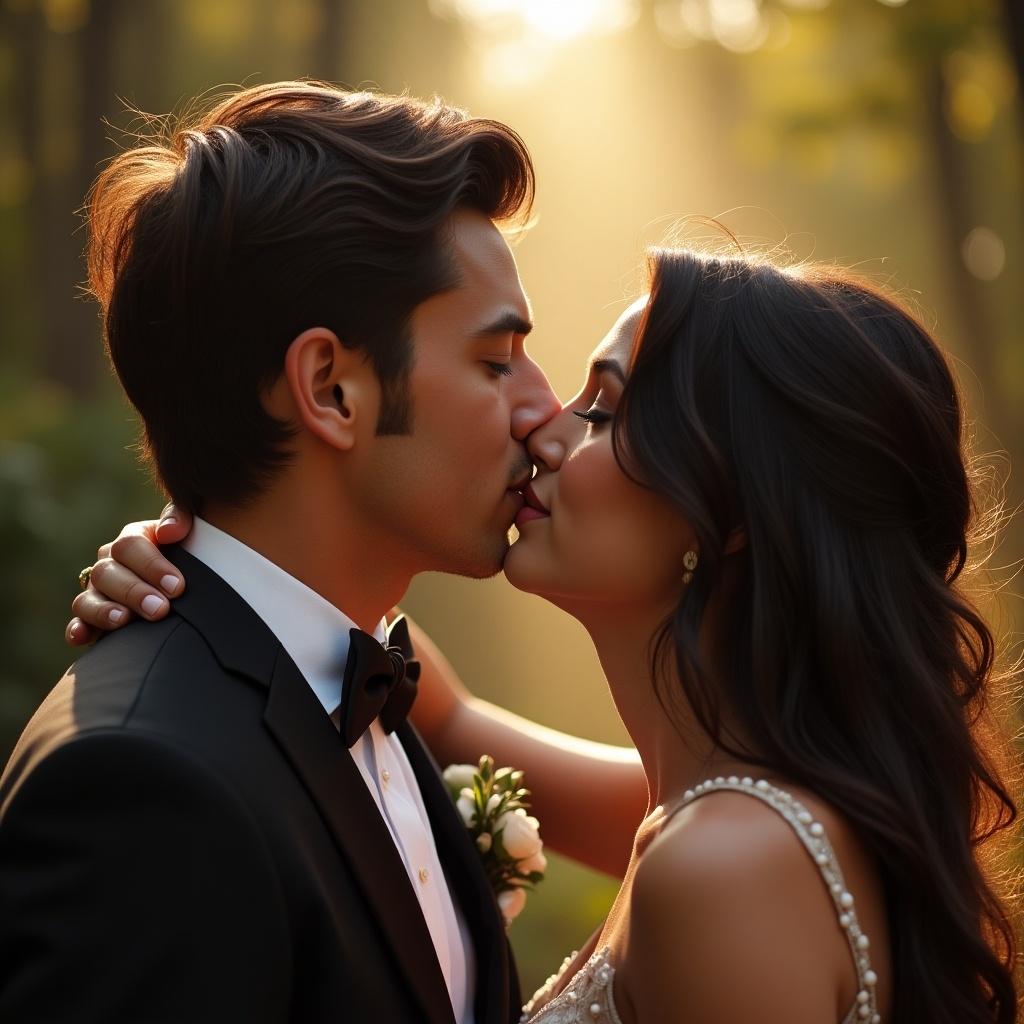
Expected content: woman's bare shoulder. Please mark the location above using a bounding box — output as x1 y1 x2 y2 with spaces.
616 789 863 1024
632 787 831 914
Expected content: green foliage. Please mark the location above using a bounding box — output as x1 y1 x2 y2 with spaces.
0 370 161 760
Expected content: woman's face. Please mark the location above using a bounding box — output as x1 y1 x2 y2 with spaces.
504 297 697 612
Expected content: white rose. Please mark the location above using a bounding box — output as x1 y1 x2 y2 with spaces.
486 793 502 815
443 764 477 792
497 809 542 859
497 886 527 924
517 848 547 876
456 791 475 826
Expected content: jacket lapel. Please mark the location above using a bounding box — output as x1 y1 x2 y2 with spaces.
397 722 521 1024
163 546 456 1024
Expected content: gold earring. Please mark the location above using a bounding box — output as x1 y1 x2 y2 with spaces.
682 549 698 585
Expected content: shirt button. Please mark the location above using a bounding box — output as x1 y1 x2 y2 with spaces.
418 867 430 884
381 769 391 785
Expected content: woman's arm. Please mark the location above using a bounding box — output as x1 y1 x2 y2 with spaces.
409 619 646 876
68 507 648 877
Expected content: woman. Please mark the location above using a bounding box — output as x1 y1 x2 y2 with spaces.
70 248 1020 1023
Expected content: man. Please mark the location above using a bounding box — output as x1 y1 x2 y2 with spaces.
0 81 642 1024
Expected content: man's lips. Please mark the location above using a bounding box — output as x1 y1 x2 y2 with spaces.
504 467 533 511
509 467 533 494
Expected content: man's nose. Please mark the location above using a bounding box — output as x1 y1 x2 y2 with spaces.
510 358 561 441
525 397 572 472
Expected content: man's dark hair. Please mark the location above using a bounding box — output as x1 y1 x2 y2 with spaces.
86 81 535 511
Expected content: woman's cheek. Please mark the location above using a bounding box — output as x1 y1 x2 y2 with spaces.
561 443 690 596
562 440 620 501
556 445 635 564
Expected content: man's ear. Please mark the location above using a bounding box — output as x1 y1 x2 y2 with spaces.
278 327 375 451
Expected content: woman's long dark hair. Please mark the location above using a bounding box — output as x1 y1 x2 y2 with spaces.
616 247 1019 1022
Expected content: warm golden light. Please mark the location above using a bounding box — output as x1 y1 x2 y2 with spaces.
654 0 770 53
430 0 641 84
778 0 831 9
431 0 640 41
962 227 1006 281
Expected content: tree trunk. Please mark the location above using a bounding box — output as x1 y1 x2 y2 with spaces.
6 4 45 370
920 60 1012 448
1000 0 1024 129
37 0 120 397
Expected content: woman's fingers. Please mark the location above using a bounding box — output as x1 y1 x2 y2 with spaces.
154 503 193 546
81 557 174 621
65 508 192 648
66 617 100 646
69 585 132 634
107 530 184 599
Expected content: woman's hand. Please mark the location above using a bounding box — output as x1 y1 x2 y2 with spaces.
67 504 194 646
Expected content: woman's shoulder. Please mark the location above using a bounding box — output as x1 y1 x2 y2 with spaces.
617 781 878 1023
632 783 837 922
637 778 878 907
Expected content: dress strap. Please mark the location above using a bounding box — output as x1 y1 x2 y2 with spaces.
674 777 881 1024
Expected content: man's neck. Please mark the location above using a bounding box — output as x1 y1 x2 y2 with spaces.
202 494 412 634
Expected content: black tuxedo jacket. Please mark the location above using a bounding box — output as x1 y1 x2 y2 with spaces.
0 546 520 1023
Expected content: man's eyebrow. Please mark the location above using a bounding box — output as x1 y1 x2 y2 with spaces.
471 310 533 338
592 357 626 385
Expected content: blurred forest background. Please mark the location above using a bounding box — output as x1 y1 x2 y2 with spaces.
1 0 1021 990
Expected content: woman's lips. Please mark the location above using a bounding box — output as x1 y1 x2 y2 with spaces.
515 482 550 527
522 482 549 513
514 505 548 527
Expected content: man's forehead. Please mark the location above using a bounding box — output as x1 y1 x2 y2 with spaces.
447 210 530 320
449 209 519 271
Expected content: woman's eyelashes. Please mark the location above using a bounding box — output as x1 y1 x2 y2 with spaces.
573 406 613 427
484 361 514 377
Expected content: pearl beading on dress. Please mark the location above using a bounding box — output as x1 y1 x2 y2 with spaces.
520 777 881 1024
520 946 622 1024
682 777 881 1024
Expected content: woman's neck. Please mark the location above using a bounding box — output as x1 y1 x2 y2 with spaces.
575 600 756 815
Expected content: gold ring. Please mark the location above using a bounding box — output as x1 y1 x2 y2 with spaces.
78 565 94 589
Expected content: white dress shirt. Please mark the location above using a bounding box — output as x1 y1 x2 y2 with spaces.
184 517 476 1024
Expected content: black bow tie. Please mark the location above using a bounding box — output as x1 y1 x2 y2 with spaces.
336 615 421 748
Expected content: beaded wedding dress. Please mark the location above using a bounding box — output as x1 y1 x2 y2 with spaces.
520 778 881 1024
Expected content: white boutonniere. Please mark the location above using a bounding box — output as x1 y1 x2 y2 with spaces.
443 755 546 926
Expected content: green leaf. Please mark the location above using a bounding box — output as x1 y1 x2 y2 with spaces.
492 829 509 862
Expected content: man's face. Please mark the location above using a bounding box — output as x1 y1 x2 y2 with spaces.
352 207 560 579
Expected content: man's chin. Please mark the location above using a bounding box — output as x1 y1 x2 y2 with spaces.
441 533 509 581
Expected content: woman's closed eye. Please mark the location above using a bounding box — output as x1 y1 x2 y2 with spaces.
573 406 613 427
